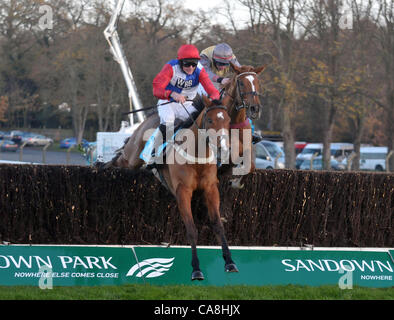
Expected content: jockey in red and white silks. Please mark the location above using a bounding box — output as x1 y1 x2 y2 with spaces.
153 44 220 128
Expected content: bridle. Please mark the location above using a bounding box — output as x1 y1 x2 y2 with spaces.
201 105 230 163
180 103 228 131
201 105 228 130
233 72 263 119
176 103 230 164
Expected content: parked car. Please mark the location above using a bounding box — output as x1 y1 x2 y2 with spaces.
60 137 89 149
359 146 388 171
344 146 388 171
0 139 18 152
3 130 25 144
299 156 346 171
295 142 307 155
255 140 285 169
296 142 353 168
24 133 53 146
275 141 307 155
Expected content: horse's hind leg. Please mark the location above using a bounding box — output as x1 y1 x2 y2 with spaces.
204 184 238 273
176 185 204 281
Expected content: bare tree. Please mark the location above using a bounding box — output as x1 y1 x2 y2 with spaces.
373 0 394 171
343 0 376 169
237 0 308 168
305 0 356 169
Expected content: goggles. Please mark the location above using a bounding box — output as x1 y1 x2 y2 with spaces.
183 61 197 67
181 59 199 68
215 60 230 67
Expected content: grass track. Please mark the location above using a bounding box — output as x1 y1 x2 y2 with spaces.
0 284 392 300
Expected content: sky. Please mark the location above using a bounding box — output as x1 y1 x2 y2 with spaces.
116 0 252 29
182 0 251 28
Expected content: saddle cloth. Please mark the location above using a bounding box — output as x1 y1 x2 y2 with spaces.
139 127 178 164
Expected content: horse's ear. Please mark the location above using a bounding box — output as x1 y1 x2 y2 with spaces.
229 61 241 74
202 94 212 107
253 64 267 75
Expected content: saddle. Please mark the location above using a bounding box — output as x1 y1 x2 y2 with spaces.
139 116 198 166
140 95 206 167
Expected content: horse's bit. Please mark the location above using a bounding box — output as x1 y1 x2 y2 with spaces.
235 72 262 119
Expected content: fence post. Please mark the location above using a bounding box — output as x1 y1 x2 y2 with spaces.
89 145 97 166
385 150 393 172
66 145 76 165
19 141 28 161
0 140 5 159
274 151 282 169
310 152 319 170
347 152 357 171
42 142 52 164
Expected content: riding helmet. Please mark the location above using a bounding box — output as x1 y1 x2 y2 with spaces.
213 43 233 64
177 44 200 61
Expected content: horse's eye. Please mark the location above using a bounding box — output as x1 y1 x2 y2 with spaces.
207 118 213 124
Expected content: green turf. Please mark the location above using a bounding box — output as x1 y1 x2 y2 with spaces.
0 284 392 300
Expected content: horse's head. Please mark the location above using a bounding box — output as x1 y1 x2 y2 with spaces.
199 95 231 163
228 62 266 120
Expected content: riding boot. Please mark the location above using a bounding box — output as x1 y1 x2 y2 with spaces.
155 123 170 165
144 124 167 169
159 123 167 142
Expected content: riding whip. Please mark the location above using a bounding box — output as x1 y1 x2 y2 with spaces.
122 99 195 116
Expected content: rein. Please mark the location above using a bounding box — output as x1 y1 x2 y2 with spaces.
122 99 195 115
180 103 228 131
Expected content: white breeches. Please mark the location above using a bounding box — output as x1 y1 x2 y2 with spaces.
157 100 197 126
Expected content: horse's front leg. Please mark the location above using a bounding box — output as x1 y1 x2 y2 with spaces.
227 130 254 189
204 183 238 273
176 184 204 281
229 145 255 189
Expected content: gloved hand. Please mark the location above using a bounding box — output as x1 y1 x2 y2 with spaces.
170 92 186 103
221 78 230 85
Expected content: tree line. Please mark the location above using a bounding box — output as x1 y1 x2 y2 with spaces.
0 0 393 170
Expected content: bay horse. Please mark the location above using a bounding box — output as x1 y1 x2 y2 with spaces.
218 62 266 188
106 95 238 280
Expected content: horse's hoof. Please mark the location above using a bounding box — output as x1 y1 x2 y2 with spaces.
225 263 239 273
191 270 204 281
230 180 244 189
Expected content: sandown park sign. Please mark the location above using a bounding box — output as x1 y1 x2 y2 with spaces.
0 245 392 288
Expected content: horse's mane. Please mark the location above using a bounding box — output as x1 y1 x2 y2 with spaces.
192 94 205 112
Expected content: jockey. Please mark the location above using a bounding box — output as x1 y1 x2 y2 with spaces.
200 43 262 144
200 43 241 90
148 44 220 163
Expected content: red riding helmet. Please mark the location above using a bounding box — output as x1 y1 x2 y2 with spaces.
177 44 200 60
